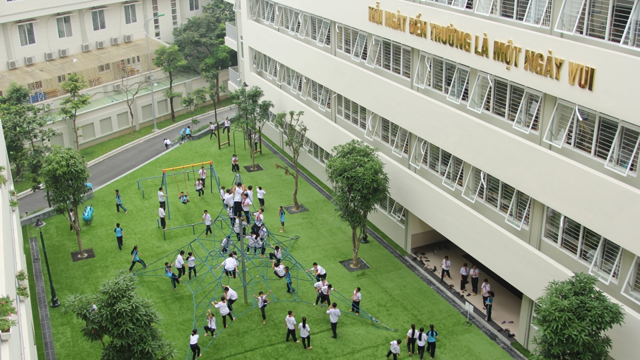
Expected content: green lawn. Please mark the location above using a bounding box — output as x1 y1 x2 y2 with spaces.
27 137 512 360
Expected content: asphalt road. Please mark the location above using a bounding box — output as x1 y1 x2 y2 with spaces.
18 107 237 215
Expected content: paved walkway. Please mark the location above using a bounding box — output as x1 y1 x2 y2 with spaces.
18 107 237 215
29 237 57 360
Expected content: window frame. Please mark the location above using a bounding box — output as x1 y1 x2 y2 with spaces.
505 189 532 230
462 166 487 203
124 4 137 25
512 89 543 134
589 239 623 285
410 138 428 169
18 22 36 46
621 255 640 305
468 73 492 113
56 15 73 38
91 9 107 31
442 156 465 190
189 0 200 12
605 124 640 176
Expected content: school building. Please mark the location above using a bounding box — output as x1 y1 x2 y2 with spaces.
225 0 640 357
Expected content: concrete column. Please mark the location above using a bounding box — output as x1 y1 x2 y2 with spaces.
78 9 88 44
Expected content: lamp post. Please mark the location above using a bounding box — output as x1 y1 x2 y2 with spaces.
33 219 60 308
144 13 165 132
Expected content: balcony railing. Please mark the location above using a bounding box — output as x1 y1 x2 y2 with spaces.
229 66 240 87
226 22 237 42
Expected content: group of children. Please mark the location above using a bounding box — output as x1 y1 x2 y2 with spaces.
387 324 439 360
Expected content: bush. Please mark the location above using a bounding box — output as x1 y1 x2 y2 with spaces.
0 295 17 332
16 270 27 282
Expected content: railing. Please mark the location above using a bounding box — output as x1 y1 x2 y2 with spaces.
229 66 240 87
226 21 237 42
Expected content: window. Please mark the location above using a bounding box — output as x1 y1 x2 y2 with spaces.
337 24 369 62
367 37 411 78
420 54 470 100
605 124 640 176
124 4 137 24
336 94 367 130
97 63 111 72
543 206 623 281
152 0 161 37
442 156 465 190
447 66 470 104
18 23 36 46
57 16 73 38
27 81 43 90
377 196 407 226
306 138 331 166
622 256 640 304
91 10 106 31
189 0 200 11
622 1 640 48
409 137 429 169
475 0 553 27
475 74 540 131
375 116 409 156
462 166 487 202
57 74 66 83
171 0 179 27
506 190 532 229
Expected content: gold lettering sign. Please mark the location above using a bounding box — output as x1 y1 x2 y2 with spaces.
367 3 595 91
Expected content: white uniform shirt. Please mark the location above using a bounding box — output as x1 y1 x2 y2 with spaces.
258 295 268 308
247 190 254 203
224 193 234 207
274 265 285 277
470 268 480 278
285 316 296 330
215 301 230 316
220 189 225 200
257 189 266 199
198 169 206 179
70 211 75 222
221 238 230 248
353 290 362 301
314 265 326 275
407 329 418 339
254 212 264 226
298 323 310 337
233 187 243 201
175 254 184 269
442 259 451 270
159 207 166 218
209 123 215 131
187 256 196 268
195 181 202 190
234 220 241 234
416 332 427 347
222 258 236 271
482 282 491 297
242 198 252 211
226 287 238 301
313 281 325 290
164 138 171 146
321 285 333 295
207 316 216 329
389 340 401 354
190 334 199 345
461 267 469 276
203 213 212 225
273 248 282 260
326 308 341 323
158 191 165 202
225 119 231 127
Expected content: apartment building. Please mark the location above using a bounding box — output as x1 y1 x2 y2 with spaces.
225 0 640 357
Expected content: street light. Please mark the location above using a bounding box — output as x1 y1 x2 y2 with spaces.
144 13 165 132
33 219 60 308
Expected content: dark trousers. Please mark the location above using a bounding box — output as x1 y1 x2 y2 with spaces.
210 130 217 139
205 225 212 236
330 322 338 338
159 200 165 208
259 198 265 207
315 293 322 305
386 351 398 360
315 273 327 282
129 259 146 271
228 299 237 312
441 269 451 281
160 217 166 229
407 338 416 353
223 125 229 134
231 164 239 172
197 188 204 197
188 266 197 279
351 300 360 313
170 274 180 289
204 326 215 336
483 296 489 308
461 274 469 291
233 202 242 218
222 313 234 327
190 343 200 360
260 306 266 320
286 282 295 293
177 267 186 278
243 210 251 224
427 342 436 358
486 304 492 322
286 328 297 342
472 277 479 293
116 237 123 250
201 177 206 188
418 345 425 359
116 203 127 212
302 335 310 349
269 253 281 262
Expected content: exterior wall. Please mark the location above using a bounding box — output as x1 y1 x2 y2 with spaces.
0 123 39 360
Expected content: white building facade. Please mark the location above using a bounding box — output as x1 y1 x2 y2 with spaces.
226 0 640 357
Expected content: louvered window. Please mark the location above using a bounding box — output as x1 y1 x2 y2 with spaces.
414 52 432 88
377 196 407 226
622 1 640 47
375 117 410 156
337 24 368 61
410 137 429 169
425 55 469 101
606 125 640 175
306 138 330 166
367 37 411 78
468 73 492 113
442 156 465 189
483 76 539 131
337 94 367 130
462 166 487 202
473 0 553 27
506 190 532 229
622 256 640 304
365 113 380 140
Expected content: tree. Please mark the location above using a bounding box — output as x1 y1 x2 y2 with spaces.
274 111 306 211
532 273 625 360
325 140 390 267
229 86 273 170
180 87 209 127
153 45 188 122
120 79 145 130
200 46 232 105
63 271 176 360
41 146 90 258
200 66 227 136
0 83 59 188
59 73 91 149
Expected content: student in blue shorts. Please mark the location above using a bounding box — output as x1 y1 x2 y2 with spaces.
114 223 124 250
179 191 190 204
185 126 192 140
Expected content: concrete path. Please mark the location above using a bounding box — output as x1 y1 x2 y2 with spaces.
17 107 237 215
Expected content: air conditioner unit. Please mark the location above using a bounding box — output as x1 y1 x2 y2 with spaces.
123 34 133 43
59 48 70 57
113 83 122 92
7 60 18 70
44 51 55 61
24 55 36 66
111 37 120 46
82 43 91 52
96 40 106 49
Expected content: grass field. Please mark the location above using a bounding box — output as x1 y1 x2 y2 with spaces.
27 137 513 360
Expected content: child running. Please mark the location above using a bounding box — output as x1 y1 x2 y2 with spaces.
187 252 197 279
164 262 181 290
212 297 234 328
298 317 311 349
128 245 146 271
253 290 272 325
279 206 285 232
350 287 362 315
115 189 128 213
203 310 216 337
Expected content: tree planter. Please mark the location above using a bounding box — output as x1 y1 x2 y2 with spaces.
0 328 11 342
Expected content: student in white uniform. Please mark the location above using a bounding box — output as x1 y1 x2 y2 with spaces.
285 310 299 343
219 253 238 278
245 233 259 254
318 284 335 308
187 252 197 279
406 324 418 355
189 329 201 359
223 286 238 312
246 185 254 203
481 279 492 309
198 166 207 189
298 316 311 349
350 287 362 315
440 256 452 283
202 210 212 236
158 187 166 208
257 186 266 207
241 193 252 225
272 260 286 279
386 339 402 360
203 309 216 337
460 263 469 294
470 265 480 296
220 186 226 207
208 121 217 139
159 205 167 230
252 208 264 234
195 179 204 198
308 262 327 281
326 302 341 338
416 327 428 360
269 245 282 263
313 279 327 306
212 297 234 328
220 237 231 254
232 182 245 219
253 290 272 325
175 250 186 278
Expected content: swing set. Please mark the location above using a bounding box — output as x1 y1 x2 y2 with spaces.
161 161 220 220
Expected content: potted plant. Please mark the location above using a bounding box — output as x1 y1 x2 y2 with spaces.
17 285 29 301
0 295 18 342
16 270 27 282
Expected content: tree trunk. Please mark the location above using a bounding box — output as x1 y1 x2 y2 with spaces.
351 226 360 268
215 72 221 105
169 72 175 122
72 113 80 150
128 105 135 130
249 131 256 170
73 205 85 257
293 157 300 211
46 190 51 207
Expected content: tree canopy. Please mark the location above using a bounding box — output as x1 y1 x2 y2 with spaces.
58 73 91 149
229 86 273 170
275 111 306 210
533 273 625 360
154 44 188 122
